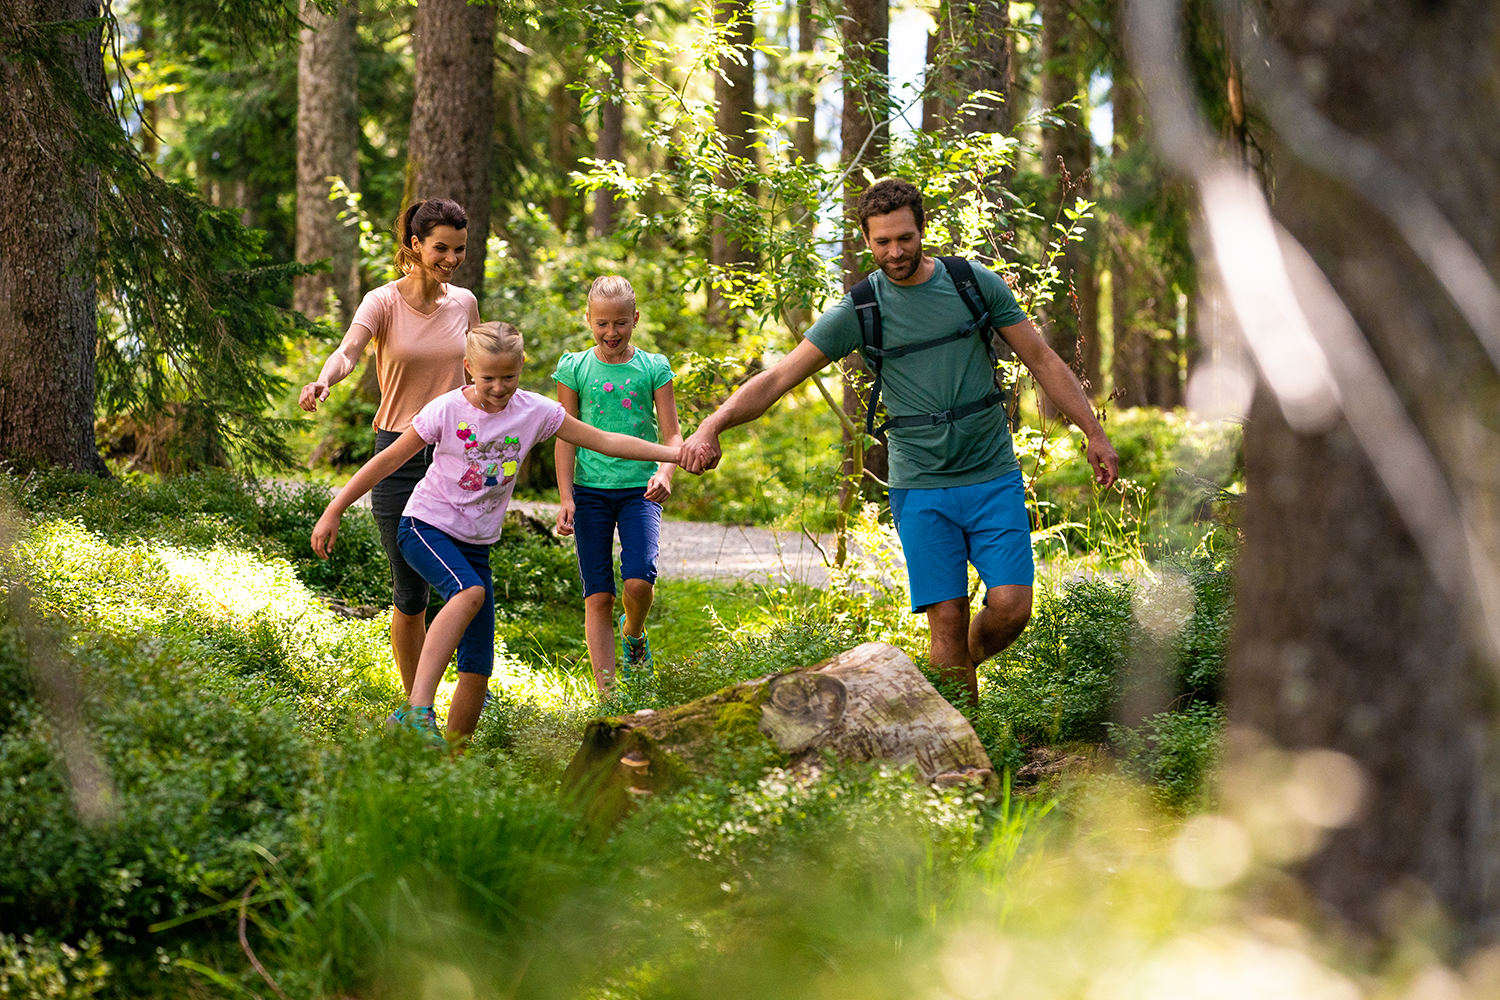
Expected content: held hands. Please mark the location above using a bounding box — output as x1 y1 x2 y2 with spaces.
555 499 576 536
311 511 341 559
299 381 331 412
678 429 721 474
1087 434 1121 489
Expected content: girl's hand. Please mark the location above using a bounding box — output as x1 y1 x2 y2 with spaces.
311 512 340 558
644 470 673 502
555 499 576 536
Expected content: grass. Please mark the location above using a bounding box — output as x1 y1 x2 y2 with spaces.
0 463 1282 1000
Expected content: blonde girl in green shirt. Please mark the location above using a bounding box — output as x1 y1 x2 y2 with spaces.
553 276 682 694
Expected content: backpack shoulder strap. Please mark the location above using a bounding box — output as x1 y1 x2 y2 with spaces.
850 277 884 437
938 255 987 327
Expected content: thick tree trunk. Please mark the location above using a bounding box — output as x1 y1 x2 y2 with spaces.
410 0 495 299
564 642 996 828
294 0 360 322
547 78 581 234
0 0 107 474
1039 0 1098 395
709 0 757 324
1229 0 1500 941
923 0 1013 250
839 0 889 488
794 0 817 166
592 52 625 238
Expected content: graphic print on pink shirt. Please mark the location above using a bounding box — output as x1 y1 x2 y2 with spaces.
404 389 566 545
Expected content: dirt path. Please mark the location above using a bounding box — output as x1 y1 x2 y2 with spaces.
510 501 835 587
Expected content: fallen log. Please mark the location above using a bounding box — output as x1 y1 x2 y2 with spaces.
562 641 995 827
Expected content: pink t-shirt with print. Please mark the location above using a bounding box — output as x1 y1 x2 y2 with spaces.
403 388 566 545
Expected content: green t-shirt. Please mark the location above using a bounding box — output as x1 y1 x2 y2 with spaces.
805 258 1028 490
552 347 676 488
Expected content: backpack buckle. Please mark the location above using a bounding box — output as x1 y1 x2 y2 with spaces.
929 408 954 425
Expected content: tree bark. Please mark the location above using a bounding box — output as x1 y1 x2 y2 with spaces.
794 0 817 166
922 0 1012 145
410 0 495 299
0 0 107 474
709 0 757 324
839 0 889 489
1039 0 1098 395
547 76 581 234
564 642 996 828
294 0 360 322
592 52 625 238
1229 0 1500 942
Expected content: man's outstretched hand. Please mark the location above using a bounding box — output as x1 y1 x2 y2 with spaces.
679 430 721 474
1087 433 1120 489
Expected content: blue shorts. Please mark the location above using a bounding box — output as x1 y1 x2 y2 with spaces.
572 485 662 598
396 517 496 676
888 469 1034 612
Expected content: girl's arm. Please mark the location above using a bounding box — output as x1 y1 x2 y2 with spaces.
554 383 581 536
300 323 376 412
644 382 682 503
311 428 428 558
555 413 680 466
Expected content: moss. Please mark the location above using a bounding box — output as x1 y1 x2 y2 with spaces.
713 700 764 744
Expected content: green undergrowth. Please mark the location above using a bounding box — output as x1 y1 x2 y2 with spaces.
0 467 1245 997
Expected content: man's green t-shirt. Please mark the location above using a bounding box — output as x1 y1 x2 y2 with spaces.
552 347 675 488
804 258 1028 490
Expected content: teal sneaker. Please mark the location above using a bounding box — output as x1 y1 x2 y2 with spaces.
387 705 446 749
619 613 654 681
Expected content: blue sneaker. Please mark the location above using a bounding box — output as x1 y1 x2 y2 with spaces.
619 613 654 681
386 705 446 749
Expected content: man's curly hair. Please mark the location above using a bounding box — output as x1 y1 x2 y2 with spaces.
856 178 925 233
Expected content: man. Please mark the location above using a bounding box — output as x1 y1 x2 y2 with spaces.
680 178 1119 704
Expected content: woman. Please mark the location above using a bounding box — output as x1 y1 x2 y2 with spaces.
300 198 479 696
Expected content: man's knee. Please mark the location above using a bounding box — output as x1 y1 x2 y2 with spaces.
983 586 1032 629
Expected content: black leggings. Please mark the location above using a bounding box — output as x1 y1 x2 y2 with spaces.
370 428 436 615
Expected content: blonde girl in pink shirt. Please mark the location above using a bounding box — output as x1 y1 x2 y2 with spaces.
310 323 684 747
299 198 477 701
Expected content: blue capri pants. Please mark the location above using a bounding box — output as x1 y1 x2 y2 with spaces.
396 516 496 676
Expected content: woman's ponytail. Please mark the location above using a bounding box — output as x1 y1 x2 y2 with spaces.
394 201 425 275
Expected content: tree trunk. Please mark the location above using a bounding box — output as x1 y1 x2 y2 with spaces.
1039 0 1098 395
794 0 817 165
0 0 107 474
564 642 996 828
1228 0 1500 942
410 0 495 299
592 52 625 238
294 0 360 322
839 0 889 490
547 77 581 234
709 0 757 325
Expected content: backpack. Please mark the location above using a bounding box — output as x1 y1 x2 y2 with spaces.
850 255 1010 439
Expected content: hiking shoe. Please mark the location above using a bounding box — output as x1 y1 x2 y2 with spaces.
619 613 654 681
387 705 446 749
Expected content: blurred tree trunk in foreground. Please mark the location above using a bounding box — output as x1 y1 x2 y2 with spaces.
1230 0 1500 942
294 0 360 322
0 0 107 473
410 0 495 298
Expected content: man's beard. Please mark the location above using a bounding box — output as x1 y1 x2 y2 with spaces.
879 250 923 281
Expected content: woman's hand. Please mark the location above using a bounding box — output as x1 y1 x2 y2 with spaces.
555 499 576 536
300 381 331 412
311 511 341 558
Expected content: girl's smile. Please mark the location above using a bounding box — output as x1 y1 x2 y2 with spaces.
588 297 640 363
464 351 523 413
